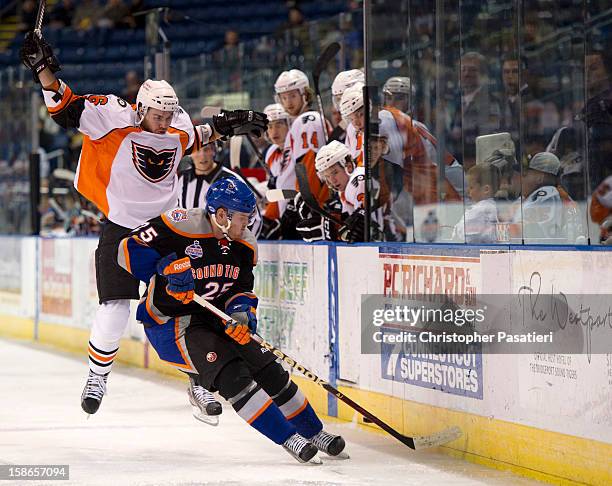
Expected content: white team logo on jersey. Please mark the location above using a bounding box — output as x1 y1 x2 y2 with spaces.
185 240 203 259
131 141 177 183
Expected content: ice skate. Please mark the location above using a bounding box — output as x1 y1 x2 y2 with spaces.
310 430 349 459
188 377 222 426
81 371 107 415
282 433 322 464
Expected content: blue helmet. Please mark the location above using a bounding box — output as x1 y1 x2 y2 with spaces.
206 176 256 220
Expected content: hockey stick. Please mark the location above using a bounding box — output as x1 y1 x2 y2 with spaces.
34 0 46 37
266 188 298 203
295 163 348 230
312 42 340 144
192 294 462 450
244 134 273 178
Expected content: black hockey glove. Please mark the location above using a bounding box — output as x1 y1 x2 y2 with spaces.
296 214 338 242
339 208 366 242
20 31 61 84
260 216 282 240
279 193 301 240
212 110 268 138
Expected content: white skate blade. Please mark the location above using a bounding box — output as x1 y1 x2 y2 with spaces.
192 408 220 426
305 454 323 465
323 451 350 460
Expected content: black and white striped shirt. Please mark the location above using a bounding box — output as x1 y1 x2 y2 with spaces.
177 164 262 237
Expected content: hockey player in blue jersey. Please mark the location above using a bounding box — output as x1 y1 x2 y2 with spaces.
116 177 347 463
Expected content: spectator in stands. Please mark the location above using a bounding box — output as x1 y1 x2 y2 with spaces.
452 164 500 244
448 51 501 169
49 0 75 30
73 0 101 31
214 30 242 91
98 0 131 29
499 56 523 147
122 70 141 104
278 6 312 61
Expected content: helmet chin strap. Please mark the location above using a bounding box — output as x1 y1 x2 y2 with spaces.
210 213 234 241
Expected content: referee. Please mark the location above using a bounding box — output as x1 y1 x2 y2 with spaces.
178 143 262 236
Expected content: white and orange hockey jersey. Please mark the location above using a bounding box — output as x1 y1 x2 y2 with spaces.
281 110 330 212
42 81 211 228
340 167 383 226
344 122 363 166
263 143 286 219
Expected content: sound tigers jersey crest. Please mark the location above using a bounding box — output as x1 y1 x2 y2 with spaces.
131 141 177 183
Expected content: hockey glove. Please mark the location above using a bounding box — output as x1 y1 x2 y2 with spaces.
156 253 194 304
279 193 302 240
296 214 337 242
20 31 61 84
339 209 366 243
261 216 282 240
212 110 269 138
224 304 256 345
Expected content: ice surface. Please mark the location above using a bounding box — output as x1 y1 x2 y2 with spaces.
0 339 539 486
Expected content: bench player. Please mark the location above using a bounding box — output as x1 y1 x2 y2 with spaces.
274 69 330 210
19 31 268 421
116 177 347 463
296 141 385 242
260 103 290 239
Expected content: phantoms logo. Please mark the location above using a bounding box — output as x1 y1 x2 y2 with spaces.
131 141 177 182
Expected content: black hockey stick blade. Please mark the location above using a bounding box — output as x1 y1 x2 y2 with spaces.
313 42 340 94
266 188 298 202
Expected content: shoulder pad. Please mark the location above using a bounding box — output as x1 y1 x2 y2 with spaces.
235 228 258 265
162 207 214 237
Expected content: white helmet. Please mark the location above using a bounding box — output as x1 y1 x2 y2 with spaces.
263 103 290 123
274 69 309 95
331 69 365 109
339 82 365 120
136 79 179 125
315 141 352 173
382 76 411 96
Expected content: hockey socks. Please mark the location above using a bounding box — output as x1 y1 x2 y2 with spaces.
253 363 323 439
215 361 295 445
278 385 322 439
87 341 118 375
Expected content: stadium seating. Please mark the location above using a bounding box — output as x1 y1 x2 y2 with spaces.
0 0 347 97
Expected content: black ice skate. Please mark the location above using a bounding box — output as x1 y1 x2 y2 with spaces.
310 430 349 459
81 371 107 414
188 377 222 426
282 433 322 464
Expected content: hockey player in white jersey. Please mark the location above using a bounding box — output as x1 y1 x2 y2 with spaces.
296 141 383 242
274 69 330 210
382 76 464 197
20 31 268 421
260 103 290 239
330 69 364 144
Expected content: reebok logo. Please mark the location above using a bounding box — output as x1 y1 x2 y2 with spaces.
172 261 191 272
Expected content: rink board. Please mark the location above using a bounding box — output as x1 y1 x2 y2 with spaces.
0 236 610 485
